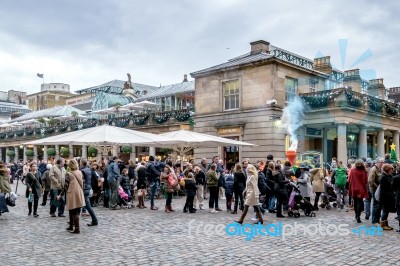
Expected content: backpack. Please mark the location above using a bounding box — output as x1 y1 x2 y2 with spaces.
335 167 347 187
258 173 267 195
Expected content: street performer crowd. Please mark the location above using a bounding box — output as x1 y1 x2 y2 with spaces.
1 153 399 235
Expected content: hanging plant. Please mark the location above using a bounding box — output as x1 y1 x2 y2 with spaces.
153 112 171 124
175 111 191 122
57 125 68 132
35 128 42 134
25 149 34 157
47 148 56 157
121 145 132 153
133 115 149 126
88 146 98 156
384 103 399 116
344 91 362 108
16 131 24 137
47 127 55 134
369 98 382 112
301 95 328 108
7 132 15 138
60 147 70 157
116 120 129 127
25 129 34 136
6 150 15 158
0 133 5 139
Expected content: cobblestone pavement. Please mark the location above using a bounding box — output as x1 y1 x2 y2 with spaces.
1 182 399 266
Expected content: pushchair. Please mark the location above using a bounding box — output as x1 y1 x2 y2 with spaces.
320 182 337 210
118 186 133 209
287 182 316 218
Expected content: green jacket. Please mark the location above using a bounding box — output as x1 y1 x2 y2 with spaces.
0 173 11 193
207 171 218 187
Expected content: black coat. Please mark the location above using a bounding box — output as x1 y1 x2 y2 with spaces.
233 171 246 192
136 166 147 189
392 174 400 207
26 172 42 198
379 172 395 212
184 178 197 197
120 174 130 191
272 171 289 200
195 170 206 185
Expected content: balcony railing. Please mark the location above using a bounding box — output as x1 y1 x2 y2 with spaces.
300 88 399 117
0 108 194 141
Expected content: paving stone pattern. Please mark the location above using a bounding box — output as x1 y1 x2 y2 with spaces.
1 183 399 265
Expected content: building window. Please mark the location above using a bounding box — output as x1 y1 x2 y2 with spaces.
309 79 318 92
286 77 298 102
223 80 239 110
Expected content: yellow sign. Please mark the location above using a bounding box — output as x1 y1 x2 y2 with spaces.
217 127 242 136
180 124 191 130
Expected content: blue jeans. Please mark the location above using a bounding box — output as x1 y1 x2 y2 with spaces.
381 208 389 221
269 195 276 210
50 189 65 215
150 182 159 208
109 180 119 207
364 190 371 219
84 189 98 224
370 188 381 224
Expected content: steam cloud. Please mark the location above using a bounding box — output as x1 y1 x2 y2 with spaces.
282 96 305 150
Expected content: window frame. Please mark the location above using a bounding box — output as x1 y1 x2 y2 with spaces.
285 77 298 103
222 79 240 111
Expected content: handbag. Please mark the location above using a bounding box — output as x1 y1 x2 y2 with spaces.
28 192 33 203
168 174 178 187
0 192 9 213
374 185 381 202
51 199 61 208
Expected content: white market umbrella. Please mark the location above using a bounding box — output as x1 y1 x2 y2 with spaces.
130 100 158 109
24 124 179 154
160 129 256 155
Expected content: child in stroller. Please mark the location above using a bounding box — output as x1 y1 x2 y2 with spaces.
118 169 133 208
287 182 316 218
319 182 337 210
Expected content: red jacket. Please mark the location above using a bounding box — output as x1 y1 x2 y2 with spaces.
348 168 368 198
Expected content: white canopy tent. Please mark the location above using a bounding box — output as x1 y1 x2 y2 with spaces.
160 129 256 155
24 124 179 155
12 105 85 122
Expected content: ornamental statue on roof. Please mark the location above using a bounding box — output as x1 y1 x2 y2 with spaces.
123 73 136 98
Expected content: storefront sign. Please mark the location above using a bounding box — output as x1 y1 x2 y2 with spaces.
305 127 322 137
217 127 242 136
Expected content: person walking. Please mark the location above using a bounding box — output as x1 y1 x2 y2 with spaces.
333 161 349 212
49 159 66 217
107 156 121 210
235 164 263 224
26 162 42 217
146 156 161 210
368 158 384 224
160 164 177 213
310 163 325 210
297 164 312 203
62 159 85 234
378 164 395 230
348 160 369 223
40 164 52 206
136 161 147 209
80 158 98 226
232 163 246 214
207 164 221 213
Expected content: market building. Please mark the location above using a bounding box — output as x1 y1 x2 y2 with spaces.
191 40 400 166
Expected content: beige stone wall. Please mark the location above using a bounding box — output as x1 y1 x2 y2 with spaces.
193 61 324 164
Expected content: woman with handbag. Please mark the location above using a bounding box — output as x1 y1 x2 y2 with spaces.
348 160 368 223
61 159 85 234
160 164 177 213
235 164 263 224
25 162 42 217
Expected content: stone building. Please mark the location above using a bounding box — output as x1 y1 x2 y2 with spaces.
191 40 400 166
27 83 74 111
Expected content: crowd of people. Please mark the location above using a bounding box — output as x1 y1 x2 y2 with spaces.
0 152 399 234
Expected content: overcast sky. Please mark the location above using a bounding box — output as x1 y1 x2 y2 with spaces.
1 0 399 94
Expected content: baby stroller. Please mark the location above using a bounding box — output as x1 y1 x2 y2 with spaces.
260 195 268 209
320 182 337 210
287 182 316 218
118 186 133 209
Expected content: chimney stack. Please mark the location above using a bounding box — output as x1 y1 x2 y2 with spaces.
250 40 270 54
183 74 188 82
313 56 332 75
343 69 362 93
368 78 386 99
